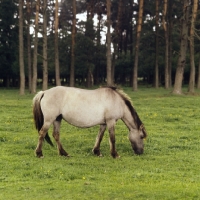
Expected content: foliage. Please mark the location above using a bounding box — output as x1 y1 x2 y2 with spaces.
75 32 95 77
0 87 200 199
0 0 18 79
0 0 200 88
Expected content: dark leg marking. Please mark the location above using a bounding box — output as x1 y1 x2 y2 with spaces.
53 120 69 157
108 126 119 158
93 124 106 157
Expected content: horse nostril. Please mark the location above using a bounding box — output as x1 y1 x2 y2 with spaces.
134 148 143 155
131 143 144 155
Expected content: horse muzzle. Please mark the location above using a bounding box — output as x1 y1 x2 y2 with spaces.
132 145 144 155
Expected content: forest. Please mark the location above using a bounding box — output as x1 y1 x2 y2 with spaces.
0 0 199 94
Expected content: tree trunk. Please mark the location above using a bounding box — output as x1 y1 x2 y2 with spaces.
154 0 159 88
106 0 112 85
168 0 173 88
32 0 40 94
117 0 123 54
55 0 61 86
87 68 94 88
70 0 76 87
86 0 94 88
95 12 102 85
43 0 48 90
188 0 198 93
26 0 32 93
162 0 169 89
172 0 189 95
132 0 144 91
19 0 25 95
129 0 133 55
197 56 200 89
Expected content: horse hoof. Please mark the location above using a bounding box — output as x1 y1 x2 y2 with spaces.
59 148 69 157
93 149 102 156
36 151 43 158
111 153 120 159
113 155 120 159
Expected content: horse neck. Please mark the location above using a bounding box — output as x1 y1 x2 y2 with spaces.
122 106 138 131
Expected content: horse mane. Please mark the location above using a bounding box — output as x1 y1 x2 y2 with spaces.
103 86 147 138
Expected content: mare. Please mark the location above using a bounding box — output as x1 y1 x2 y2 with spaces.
32 86 147 158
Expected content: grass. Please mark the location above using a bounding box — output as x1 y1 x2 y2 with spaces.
0 86 200 200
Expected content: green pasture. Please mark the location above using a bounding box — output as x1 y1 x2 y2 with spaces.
0 87 200 200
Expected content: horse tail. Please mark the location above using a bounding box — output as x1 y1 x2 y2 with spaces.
33 91 54 147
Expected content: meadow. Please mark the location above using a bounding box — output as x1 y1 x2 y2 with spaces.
0 86 200 200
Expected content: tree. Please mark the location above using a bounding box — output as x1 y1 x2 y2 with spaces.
42 0 48 90
172 0 190 94
116 0 123 54
55 0 61 86
19 0 25 95
95 1 107 84
70 0 76 87
188 0 198 93
0 0 18 87
106 0 112 85
197 57 200 89
26 0 32 92
162 0 169 89
132 0 144 91
168 0 173 88
154 0 159 88
32 0 40 94
85 0 95 87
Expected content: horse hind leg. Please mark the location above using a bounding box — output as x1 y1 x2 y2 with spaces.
35 122 51 158
53 119 69 157
93 124 106 157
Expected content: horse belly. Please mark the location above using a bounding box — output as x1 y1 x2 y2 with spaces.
62 106 105 128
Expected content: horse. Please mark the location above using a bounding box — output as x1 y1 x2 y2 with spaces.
32 86 147 158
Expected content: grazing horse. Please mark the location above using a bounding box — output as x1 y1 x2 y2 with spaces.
33 86 147 158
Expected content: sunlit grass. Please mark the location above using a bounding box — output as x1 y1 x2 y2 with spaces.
0 86 200 199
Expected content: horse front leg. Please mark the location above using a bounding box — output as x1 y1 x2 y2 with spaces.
93 124 106 157
53 120 69 157
107 121 120 158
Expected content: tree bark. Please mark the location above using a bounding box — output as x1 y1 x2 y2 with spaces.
154 0 159 88
162 0 169 89
86 0 94 88
188 0 198 93
19 0 25 95
132 0 144 91
106 0 112 85
117 0 123 54
26 0 32 93
95 9 102 85
197 56 200 89
168 0 173 88
55 0 61 86
43 0 48 90
70 0 76 87
172 0 189 95
31 0 40 94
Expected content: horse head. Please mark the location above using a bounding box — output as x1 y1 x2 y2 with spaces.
129 124 147 155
